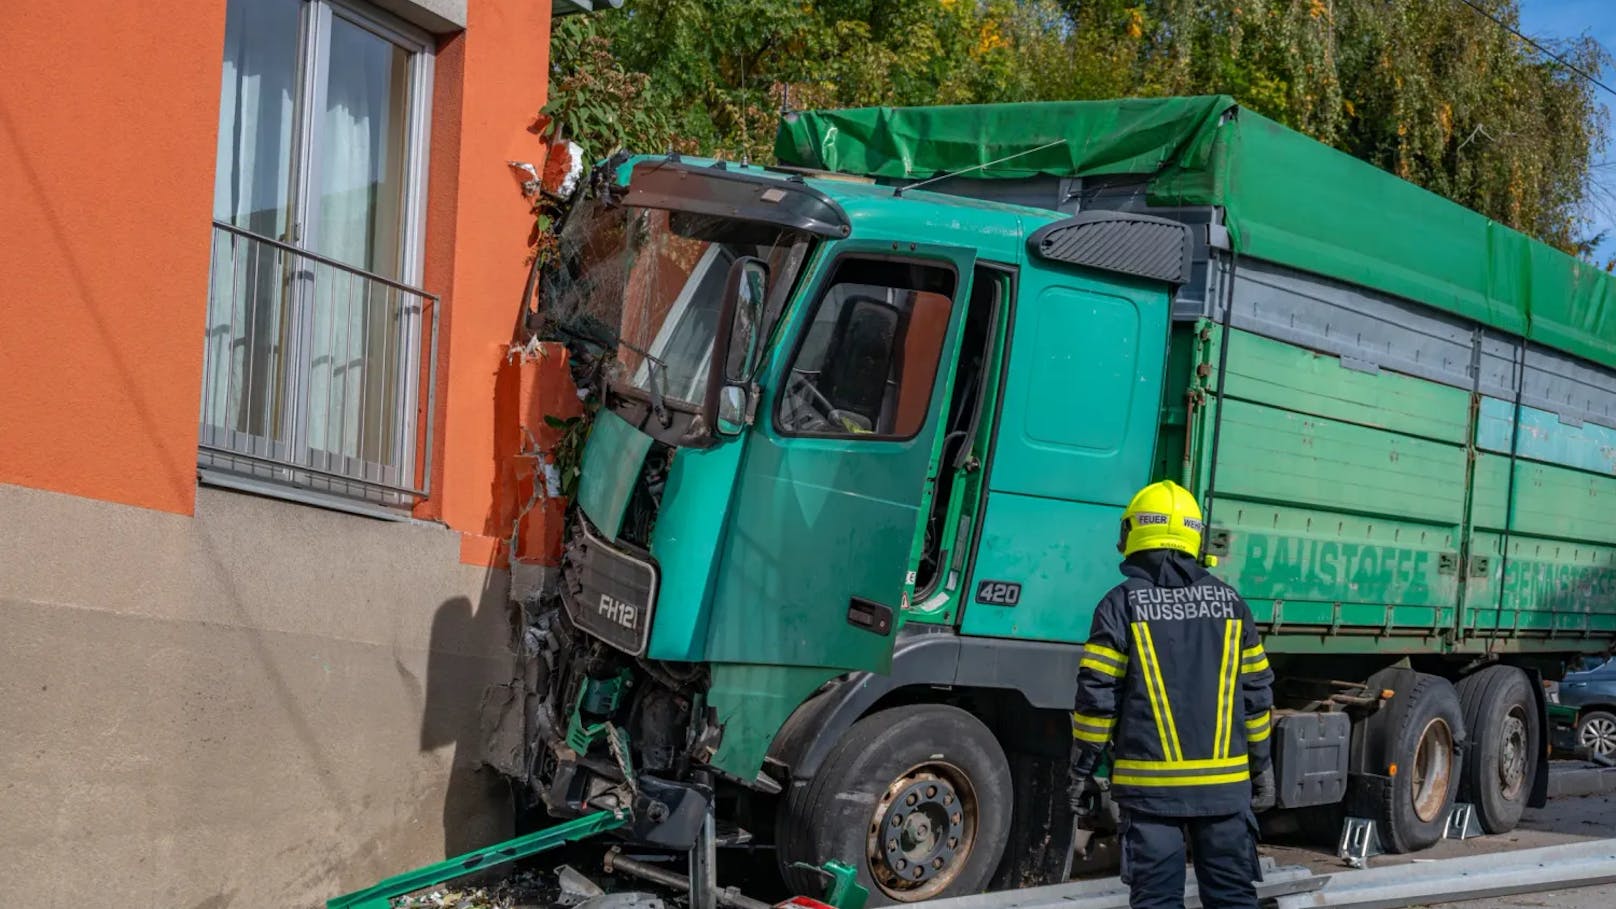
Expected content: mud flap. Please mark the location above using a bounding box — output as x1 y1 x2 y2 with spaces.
990 751 1076 889
1525 668 1551 809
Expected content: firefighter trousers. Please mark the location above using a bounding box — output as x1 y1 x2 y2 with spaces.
1119 810 1260 909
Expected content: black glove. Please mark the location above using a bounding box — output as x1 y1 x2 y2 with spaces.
1251 765 1276 813
1067 743 1100 815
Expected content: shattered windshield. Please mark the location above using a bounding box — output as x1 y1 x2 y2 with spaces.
544 195 811 409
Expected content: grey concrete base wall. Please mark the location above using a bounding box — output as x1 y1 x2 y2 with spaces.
0 483 515 908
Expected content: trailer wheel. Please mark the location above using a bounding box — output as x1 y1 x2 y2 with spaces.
1357 671 1465 853
777 705 1012 905
1456 666 1539 833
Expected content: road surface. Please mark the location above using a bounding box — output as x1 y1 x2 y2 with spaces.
1262 791 1616 908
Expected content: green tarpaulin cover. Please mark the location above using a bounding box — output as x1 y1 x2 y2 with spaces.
776 97 1616 370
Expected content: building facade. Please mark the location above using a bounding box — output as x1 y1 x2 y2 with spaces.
1 0 585 903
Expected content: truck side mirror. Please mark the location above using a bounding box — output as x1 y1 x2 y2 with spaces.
723 258 769 384
709 257 769 438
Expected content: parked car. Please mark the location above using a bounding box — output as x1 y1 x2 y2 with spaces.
1555 658 1616 758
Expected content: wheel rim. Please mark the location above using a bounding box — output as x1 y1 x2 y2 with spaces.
1410 717 1455 823
867 762 977 901
1498 706 1529 801
1580 716 1616 757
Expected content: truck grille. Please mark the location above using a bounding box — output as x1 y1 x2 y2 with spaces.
561 517 659 656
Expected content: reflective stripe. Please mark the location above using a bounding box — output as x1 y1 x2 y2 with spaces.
1072 712 1115 733
1242 643 1269 675
1247 710 1271 743
1080 643 1128 678
1080 656 1127 678
1112 755 1250 787
1071 711 1114 744
1086 643 1127 664
1131 622 1183 761
1113 755 1249 772
1215 619 1240 758
1112 769 1251 787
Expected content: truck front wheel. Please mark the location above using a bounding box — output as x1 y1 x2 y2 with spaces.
777 705 1012 905
1456 666 1539 833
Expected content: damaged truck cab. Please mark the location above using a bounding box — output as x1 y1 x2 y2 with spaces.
507 97 1616 905
524 153 1169 891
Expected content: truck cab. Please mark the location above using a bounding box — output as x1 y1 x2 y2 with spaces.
518 153 1181 897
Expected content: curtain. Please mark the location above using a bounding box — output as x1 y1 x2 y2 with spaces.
202 0 300 444
305 14 411 471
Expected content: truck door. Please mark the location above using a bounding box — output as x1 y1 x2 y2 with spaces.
961 268 1171 642
704 244 976 672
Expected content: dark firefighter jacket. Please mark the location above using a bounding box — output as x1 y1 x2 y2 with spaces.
1072 550 1276 817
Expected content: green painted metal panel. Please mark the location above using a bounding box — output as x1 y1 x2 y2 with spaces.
1185 327 1471 643
1477 397 1616 476
577 410 654 539
1472 455 1616 543
326 809 627 909
705 239 977 672
1215 501 1460 610
706 663 839 779
1209 398 1469 527
644 439 746 662
960 264 1168 643
983 273 1169 504
960 494 1117 642
1465 531 1616 637
1221 329 1471 445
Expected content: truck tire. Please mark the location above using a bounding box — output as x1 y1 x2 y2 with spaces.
777 705 1012 905
1356 671 1465 853
1456 666 1538 833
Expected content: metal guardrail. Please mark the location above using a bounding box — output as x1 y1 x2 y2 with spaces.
200 221 439 505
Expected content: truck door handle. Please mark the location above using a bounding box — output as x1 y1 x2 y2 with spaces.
846 598 894 636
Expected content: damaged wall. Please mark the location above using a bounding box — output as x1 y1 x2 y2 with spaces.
0 483 514 908
0 1 580 903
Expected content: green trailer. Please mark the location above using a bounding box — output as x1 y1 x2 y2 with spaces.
477 96 1616 906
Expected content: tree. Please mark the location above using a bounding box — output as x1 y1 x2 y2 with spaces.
562 0 1610 254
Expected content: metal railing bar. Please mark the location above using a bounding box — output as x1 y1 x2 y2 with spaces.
200 222 440 506
212 220 439 300
422 294 439 497
199 443 427 498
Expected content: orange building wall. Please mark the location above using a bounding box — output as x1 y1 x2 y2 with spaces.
423 0 574 566
0 1 228 516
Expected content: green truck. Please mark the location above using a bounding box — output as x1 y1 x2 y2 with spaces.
498 95 1616 903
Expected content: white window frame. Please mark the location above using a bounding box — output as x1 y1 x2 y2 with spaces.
203 0 436 512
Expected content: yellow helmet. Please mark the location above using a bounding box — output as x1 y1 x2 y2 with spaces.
1119 480 1205 557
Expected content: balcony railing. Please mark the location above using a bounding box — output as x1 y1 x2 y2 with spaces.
199 221 440 507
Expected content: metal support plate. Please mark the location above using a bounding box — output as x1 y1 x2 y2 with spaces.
1338 817 1384 869
1444 803 1483 841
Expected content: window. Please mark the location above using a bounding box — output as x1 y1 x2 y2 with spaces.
201 0 434 507
777 259 956 439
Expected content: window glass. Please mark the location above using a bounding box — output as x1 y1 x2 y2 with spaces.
778 260 955 438
315 13 412 278
202 0 432 505
213 0 301 238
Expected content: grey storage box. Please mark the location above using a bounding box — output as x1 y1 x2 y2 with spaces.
1274 712 1350 809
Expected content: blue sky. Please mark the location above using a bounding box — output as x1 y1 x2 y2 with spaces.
1517 0 1615 261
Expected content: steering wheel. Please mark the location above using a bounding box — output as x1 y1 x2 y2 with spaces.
785 372 839 433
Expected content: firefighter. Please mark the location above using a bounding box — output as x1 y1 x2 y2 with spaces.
1068 480 1276 909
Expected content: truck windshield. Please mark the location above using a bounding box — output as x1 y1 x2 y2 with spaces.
545 196 811 409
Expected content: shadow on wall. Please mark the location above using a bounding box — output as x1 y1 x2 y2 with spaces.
419 570 519 855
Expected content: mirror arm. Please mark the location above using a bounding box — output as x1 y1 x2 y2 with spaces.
742 381 761 427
